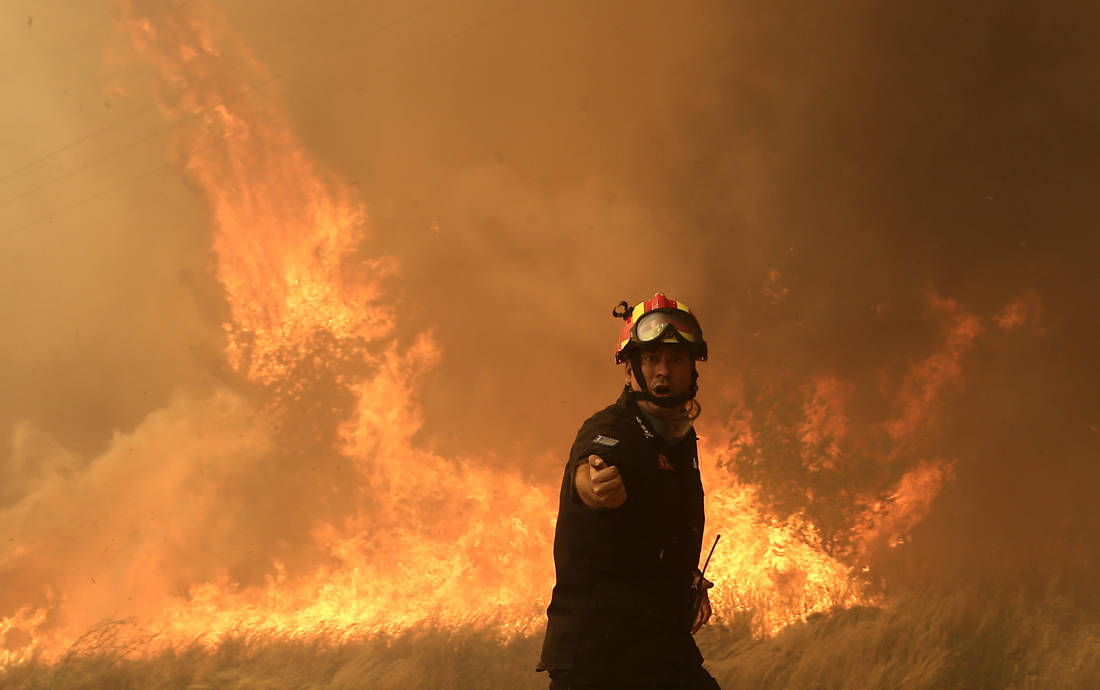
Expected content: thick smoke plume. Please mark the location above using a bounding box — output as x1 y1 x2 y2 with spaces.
2 0 1097 663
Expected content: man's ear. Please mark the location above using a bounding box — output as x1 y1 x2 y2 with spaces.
624 361 634 387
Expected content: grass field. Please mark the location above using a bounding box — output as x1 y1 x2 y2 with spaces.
3 586 1096 689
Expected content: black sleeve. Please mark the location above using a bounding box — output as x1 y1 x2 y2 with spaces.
563 412 627 505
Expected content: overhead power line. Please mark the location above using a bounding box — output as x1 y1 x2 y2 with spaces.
3 0 525 240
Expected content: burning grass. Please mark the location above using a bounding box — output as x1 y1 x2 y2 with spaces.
4 5 1095 688
2 586 1095 690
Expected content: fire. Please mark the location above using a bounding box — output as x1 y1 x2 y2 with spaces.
994 292 1042 333
0 1 1037 667
697 461 866 634
883 295 983 442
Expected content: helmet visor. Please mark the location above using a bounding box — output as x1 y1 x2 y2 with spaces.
634 310 701 345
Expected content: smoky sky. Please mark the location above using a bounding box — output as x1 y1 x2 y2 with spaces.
2 0 1098 599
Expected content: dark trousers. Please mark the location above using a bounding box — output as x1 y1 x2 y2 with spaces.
547 667 722 690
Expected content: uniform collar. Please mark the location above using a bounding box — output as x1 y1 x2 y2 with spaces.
617 387 693 443
639 406 669 438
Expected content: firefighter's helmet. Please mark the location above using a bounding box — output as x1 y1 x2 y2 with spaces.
611 293 707 409
613 293 708 364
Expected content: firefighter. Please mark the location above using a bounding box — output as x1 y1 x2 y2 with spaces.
537 293 721 690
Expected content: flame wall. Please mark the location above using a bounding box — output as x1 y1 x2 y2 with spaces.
2 0 1098 663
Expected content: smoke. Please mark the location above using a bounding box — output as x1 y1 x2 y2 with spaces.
0 390 272 636
271 0 1098 591
2 0 1098 658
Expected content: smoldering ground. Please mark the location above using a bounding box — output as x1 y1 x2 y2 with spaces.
1 0 1098 669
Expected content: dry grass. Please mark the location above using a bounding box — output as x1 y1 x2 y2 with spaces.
2 588 1096 689
703 586 1099 690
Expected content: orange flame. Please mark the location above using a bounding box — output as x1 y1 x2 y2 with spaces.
883 295 983 442
994 292 1043 333
0 2 1030 665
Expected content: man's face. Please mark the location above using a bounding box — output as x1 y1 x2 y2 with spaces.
625 344 694 401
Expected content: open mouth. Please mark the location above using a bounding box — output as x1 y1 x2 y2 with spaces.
653 384 671 396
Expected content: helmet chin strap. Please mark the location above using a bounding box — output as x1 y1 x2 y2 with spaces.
626 350 699 409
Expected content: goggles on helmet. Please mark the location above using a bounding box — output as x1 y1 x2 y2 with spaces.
633 310 702 345
611 293 708 409
613 293 708 364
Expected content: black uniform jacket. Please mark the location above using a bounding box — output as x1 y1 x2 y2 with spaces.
538 388 706 683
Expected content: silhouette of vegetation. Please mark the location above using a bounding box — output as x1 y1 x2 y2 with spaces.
723 373 908 561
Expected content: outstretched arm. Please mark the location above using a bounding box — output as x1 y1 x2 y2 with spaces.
574 455 627 509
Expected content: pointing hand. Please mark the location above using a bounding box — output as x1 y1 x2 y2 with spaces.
578 455 627 509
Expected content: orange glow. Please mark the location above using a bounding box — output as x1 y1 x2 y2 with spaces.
0 3 1028 667
799 375 852 471
994 292 1043 332
883 295 983 442
698 441 871 635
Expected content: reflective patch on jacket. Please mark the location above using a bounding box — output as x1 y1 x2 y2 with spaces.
592 435 620 448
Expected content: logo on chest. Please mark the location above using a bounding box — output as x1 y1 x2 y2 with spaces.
657 453 675 471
